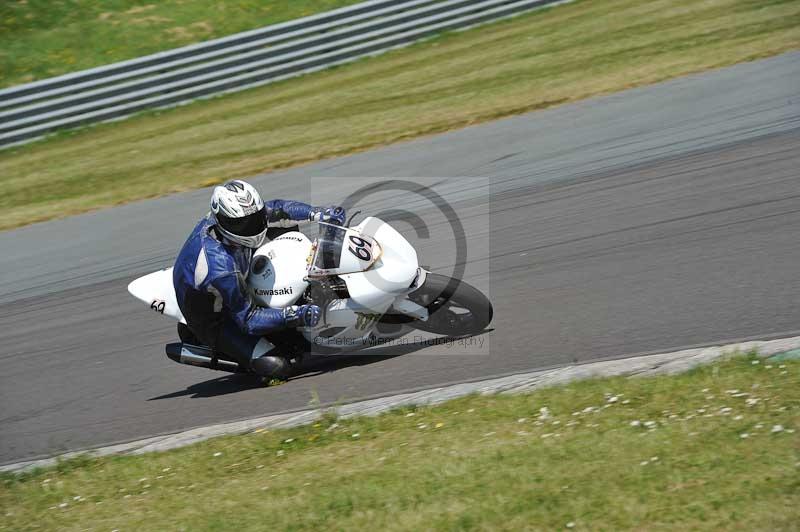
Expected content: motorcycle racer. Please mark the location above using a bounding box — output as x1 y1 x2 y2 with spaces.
172 179 345 379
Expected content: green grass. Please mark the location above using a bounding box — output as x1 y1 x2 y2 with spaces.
2 356 798 531
1 0 799 231
0 0 361 88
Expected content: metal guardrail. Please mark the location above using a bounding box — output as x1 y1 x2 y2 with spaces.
0 0 561 147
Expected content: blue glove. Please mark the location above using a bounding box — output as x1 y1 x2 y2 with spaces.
309 206 346 226
283 304 321 328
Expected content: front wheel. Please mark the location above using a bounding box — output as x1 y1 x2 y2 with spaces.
408 273 493 336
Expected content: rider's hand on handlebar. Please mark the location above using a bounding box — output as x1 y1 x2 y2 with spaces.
283 304 321 328
309 206 346 226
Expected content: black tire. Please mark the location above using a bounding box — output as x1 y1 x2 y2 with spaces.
408 273 493 336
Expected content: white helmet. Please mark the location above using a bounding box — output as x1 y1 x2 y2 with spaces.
209 180 268 248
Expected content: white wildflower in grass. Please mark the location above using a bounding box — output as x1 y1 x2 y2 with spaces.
483 431 495 437
754 423 764 429
640 460 649 466
59 502 68 508
566 522 576 529
644 421 657 428
351 433 360 438
650 456 659 462
435 422 444 428
781 371 788 375
771 425 784 433
541 433 554 439
517 418 527 423
326 423 339 432
751 360 760 365
139 478 148 482
786 429 796 434
697 408 706 413
284 438 294 444
779 365 786 369
719 407 732 414
276 450 285 456
42 479 51 484
669 414 678 419
701 388 710 393
607 396 619 403
539 407 551 419
418 424 428 430
467 408 475 413
622 399 630 405
162 467 170 472
745 398 759 406
552 420 561 425
213 452 222 457
740 433 749 439
405 412 416 417
734 415 744 420
256 464 264 469
630 420 641 427
582 406 596 413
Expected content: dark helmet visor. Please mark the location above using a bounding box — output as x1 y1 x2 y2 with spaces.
217 207 267 237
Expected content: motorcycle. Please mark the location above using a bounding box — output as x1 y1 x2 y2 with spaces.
127 216 493 375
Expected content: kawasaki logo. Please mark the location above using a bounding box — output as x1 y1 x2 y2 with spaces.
255 287 293 296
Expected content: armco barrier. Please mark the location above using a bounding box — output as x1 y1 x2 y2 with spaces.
0 0 563 147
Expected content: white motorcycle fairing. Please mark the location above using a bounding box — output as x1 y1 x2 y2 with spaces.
302 218 425 350
128 267 185 323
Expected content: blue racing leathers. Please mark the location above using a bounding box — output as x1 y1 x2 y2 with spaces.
173 199 315 356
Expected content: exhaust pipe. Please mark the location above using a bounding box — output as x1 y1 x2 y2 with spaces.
165 343 246 373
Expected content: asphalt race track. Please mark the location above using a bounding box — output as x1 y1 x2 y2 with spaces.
1 52 798 465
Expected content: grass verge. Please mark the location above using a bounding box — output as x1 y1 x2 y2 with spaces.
1 356 798 530
0 0 360 88
1 0 799 231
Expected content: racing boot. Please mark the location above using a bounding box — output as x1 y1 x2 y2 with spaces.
251 355 293 380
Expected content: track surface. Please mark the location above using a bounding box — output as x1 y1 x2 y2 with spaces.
1 52 798 465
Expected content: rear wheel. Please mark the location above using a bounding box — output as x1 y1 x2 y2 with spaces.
408 273 492 336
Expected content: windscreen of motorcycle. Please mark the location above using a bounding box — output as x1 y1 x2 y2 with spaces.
248 232 312 308
307 223 381 277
